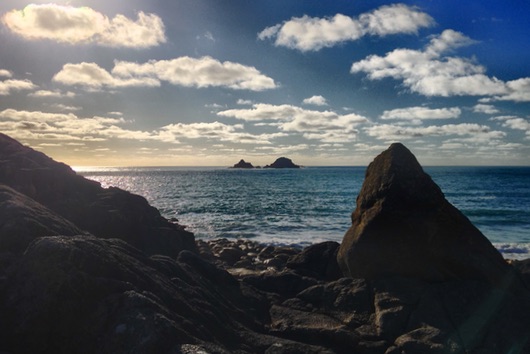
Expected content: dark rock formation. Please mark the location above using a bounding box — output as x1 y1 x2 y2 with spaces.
232 159 254 168
1 134 529 354
0 133 195 257
337 143 512 284
0 184 87 254
286 241 342 281
264 157 300 168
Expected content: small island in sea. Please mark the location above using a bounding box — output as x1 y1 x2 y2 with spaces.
231 159 255 168
231 156 301 169
264 157 300 168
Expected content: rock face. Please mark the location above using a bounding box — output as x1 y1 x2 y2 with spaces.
0 185 87 254
232 159 254 168
0 133 195 257
265 157 300 168
337 143 511 283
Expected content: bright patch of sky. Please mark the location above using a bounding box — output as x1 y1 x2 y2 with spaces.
0 0 529 166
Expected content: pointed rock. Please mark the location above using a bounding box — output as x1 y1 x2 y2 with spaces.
337 143 511 283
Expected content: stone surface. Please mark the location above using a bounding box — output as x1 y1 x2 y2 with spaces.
286 241 342 280
337 143 512 284
264 157 300 168
0 133 195 257
0 184 87 254
232 159 254 168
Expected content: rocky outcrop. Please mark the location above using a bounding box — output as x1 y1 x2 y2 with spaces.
1 135 530 353
265 157 300 168
232 159 255 168
0 133 195 257
0 184 87 254
337 143 512 284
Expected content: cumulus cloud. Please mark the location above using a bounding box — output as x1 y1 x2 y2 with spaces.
0 78 36 95
218 103 368 143
473 104 499 114
351 29 530 101
381 106 461 123
2 4 166 48
0 70 12 78
53 57 277 91
365 122 505 141
0 108 285 146
258 4 433 51
492 116 530 138
303 95 328 106
29 89 76 98
160 121 285 145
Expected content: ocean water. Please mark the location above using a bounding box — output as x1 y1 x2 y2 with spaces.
78 166 530 260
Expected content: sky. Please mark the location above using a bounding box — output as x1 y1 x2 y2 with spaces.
0 0 529 166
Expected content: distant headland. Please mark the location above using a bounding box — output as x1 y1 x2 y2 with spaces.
231 157 300 169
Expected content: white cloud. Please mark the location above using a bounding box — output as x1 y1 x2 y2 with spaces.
381 106 461 122
237 99 253 105
473 104 499 114
0 109 156 142
492 116 530 137
359 3 435 36
29 89 76 98
160 121 286 145
258 4 433 52
2 4 166 48
54 57 277 91
303 95 328 106
365 122 505 141
50 104 82 112
218 103 368 143
53 62 160 89
0 70 12 78
351 29 530 101
0 79 36 95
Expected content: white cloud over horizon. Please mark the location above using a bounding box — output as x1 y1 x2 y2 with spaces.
258 4 434 52
2 4 166 48
53 57 277 91
350 29 530 102
381 106 461 122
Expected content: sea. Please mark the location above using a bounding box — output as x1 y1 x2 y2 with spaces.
77 166 530 260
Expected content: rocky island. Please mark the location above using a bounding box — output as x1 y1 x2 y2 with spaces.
264 157 300 168
0 132 529 353
231 159 255 168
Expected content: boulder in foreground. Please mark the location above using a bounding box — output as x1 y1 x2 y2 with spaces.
337 143 511 284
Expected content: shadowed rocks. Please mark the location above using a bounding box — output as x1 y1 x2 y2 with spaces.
0 133 195 257
1 134 530 353
337 143 511 284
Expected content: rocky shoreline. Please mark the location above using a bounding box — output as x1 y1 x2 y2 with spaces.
1 132 530 353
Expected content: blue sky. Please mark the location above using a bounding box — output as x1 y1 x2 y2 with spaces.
0 0 529 166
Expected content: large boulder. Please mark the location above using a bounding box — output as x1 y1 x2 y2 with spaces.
337 143 511 284
0 133 195 257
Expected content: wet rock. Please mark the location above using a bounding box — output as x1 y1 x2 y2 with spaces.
337 143 512 284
